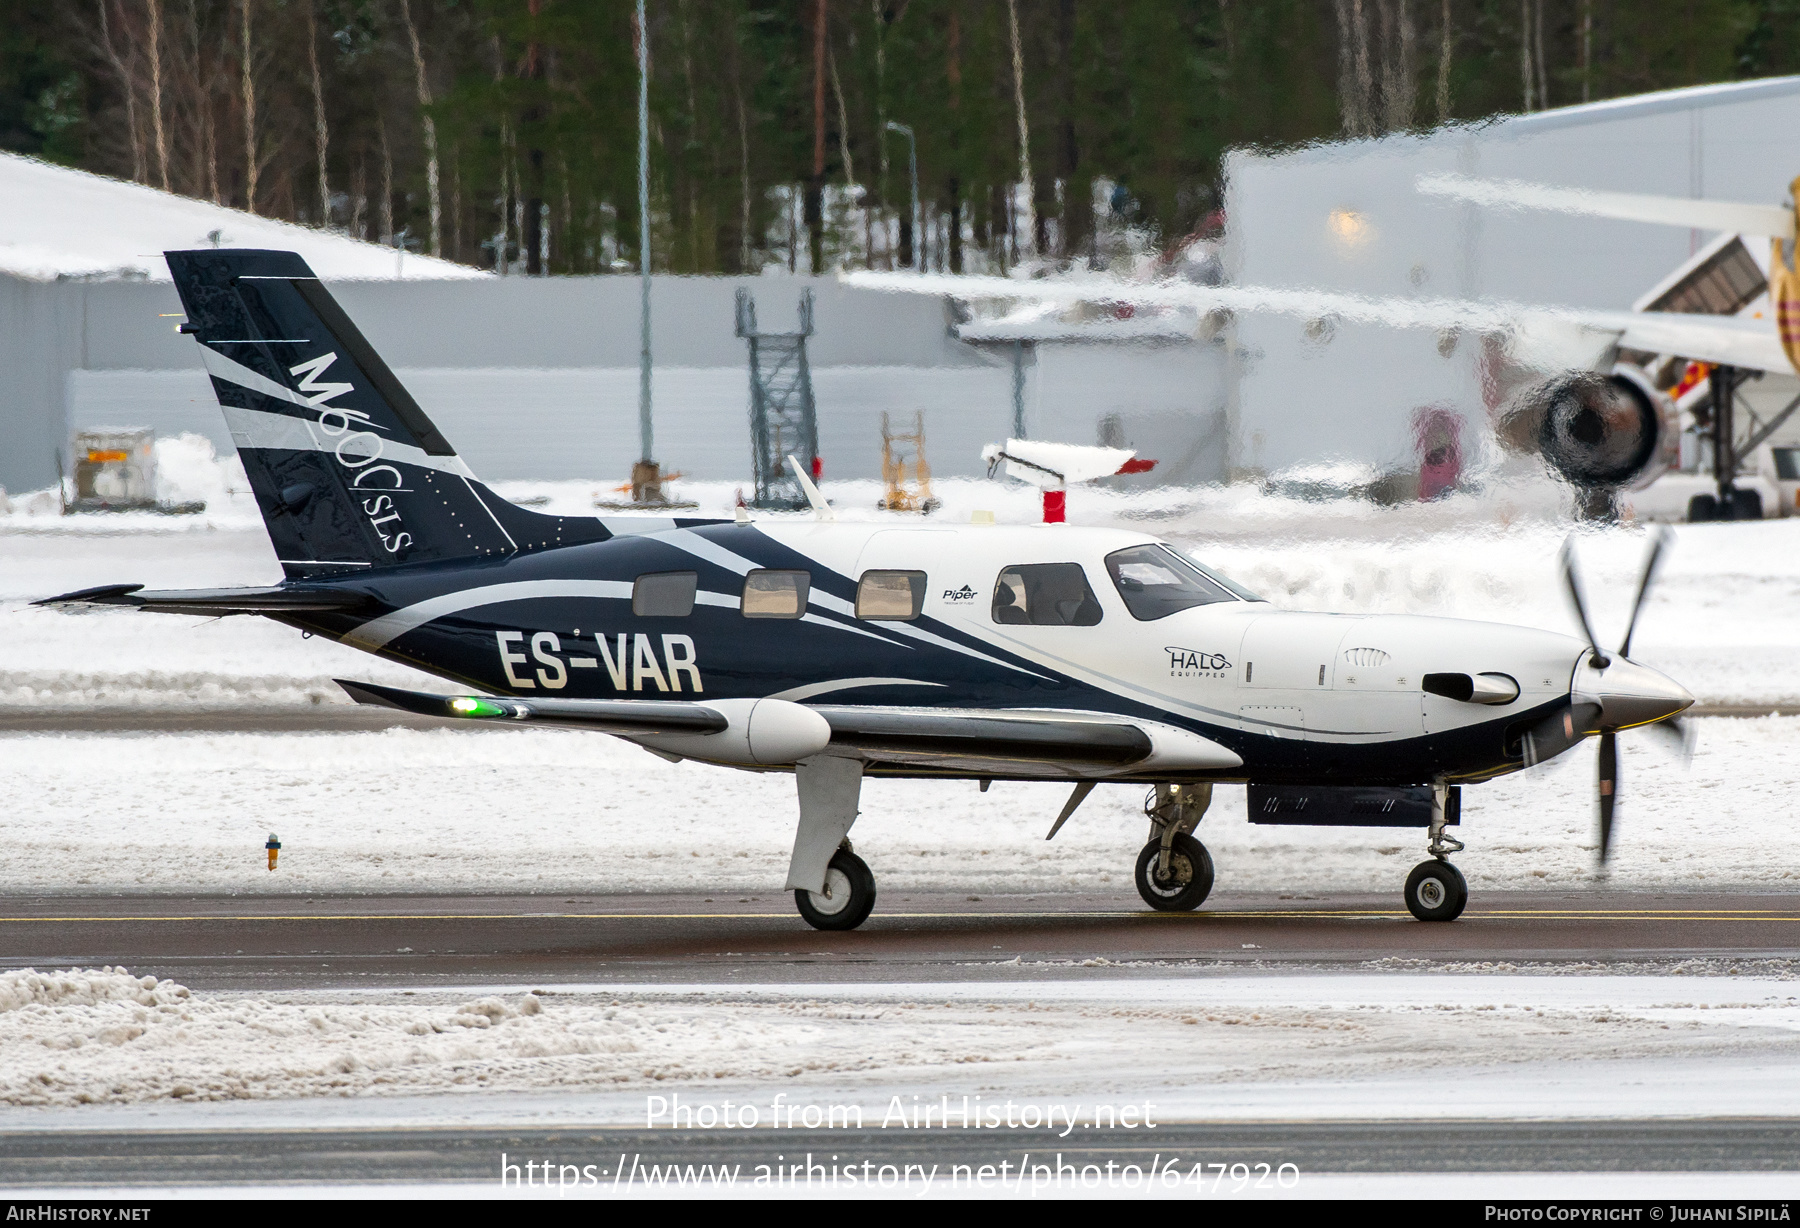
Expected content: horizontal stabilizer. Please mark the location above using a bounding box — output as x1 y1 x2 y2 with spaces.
336 680 730 735
36 584 369 615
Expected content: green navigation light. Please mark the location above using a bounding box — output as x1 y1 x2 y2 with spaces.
449 696 505 717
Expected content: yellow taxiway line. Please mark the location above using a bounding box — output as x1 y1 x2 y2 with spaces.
0 908 1794 923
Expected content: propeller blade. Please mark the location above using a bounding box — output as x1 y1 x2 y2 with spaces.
1619 526 1673 657
1596 730 1618 866
1558 536 1611 667
1520 701 1602 768
1644 714 1696 765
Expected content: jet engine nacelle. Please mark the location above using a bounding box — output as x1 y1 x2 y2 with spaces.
635 697 832 766
1502 365 1674 490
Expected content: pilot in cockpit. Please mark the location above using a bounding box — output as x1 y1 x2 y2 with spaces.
993 575 1030 624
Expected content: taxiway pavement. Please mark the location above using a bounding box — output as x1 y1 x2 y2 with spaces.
3 1119 1797 1188
1 890 1794 989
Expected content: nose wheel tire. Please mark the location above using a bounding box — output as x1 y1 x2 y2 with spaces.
1134 833 1215 912
1405 859 1468 922
794 848 877 931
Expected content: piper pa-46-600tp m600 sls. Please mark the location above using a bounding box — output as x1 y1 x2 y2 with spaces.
40 250 1696 929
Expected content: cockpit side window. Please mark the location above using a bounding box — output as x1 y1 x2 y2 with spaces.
992 563 1103 626
1104 545 1239 621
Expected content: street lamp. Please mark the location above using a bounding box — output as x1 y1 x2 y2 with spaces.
633 0 660 502
884 120 921 272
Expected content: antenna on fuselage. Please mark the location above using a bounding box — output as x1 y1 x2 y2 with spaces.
786 454 836 521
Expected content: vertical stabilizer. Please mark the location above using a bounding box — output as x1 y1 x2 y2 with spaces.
165 248 610 579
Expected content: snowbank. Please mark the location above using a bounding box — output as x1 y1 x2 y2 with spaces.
1 969 1795 1110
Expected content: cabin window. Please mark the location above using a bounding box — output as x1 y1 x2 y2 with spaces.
632 571 697 617
741 569 810 619
991 563 1103 626
1104 545 1239 620
856 570 926 620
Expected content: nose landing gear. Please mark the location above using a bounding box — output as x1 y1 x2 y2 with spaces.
1405 781 1467 922
1134 783 1216 912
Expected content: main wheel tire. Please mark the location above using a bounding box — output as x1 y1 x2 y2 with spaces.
794 848 877 931
1687 494 1717 523
1404 859 1468 922
1134 833 1215 912
1732 487 1765 521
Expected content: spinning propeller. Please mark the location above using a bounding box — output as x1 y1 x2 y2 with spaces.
1523 528 1695 867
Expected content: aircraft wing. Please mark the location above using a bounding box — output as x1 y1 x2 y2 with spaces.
842 271 1796 376
1604 311 1791 374
338 682 1240 775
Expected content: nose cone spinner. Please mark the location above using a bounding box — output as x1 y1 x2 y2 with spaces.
1576 656 1694 731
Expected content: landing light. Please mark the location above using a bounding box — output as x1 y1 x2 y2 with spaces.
451 696 504 717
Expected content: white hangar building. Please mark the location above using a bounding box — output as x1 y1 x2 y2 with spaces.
0 151 1224 498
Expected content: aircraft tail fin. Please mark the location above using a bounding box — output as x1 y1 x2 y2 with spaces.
165 249 612 579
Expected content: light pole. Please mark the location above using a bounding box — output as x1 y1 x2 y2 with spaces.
633 0 658 502
884 120 920 272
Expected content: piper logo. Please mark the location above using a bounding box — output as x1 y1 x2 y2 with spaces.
942 585 978 603
1166 646 1231 678
288 353 414 555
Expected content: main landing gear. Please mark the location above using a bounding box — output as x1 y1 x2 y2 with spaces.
794 843 877 931
787 756 879 932
1405 782 1468 922
1134 784 1216 912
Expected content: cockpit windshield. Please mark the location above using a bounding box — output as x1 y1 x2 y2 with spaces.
1104 544 1264 620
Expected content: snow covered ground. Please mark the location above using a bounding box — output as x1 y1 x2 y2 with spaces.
1 969 1797 1117
0 714 1792 896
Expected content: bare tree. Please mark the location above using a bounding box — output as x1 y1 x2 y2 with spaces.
1436 0 1453 122
179 0 220 202
1335 0 1359 135
734 53 751 272
307 0 330 225
350 159 366 238
1520 0 1534 111
1007 0 1033 258
1352 0 1374 133
146 0 169 190
871 0 889 270
398 0 442 257
806 0 826 272
1391 0 1416 130
828 40 854 189
241 0 257 212
1581 0 1592 102
92 0 147 183
378 113 394 246
1534 0 1548 110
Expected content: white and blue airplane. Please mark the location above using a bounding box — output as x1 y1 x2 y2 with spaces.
42 250 1694 930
